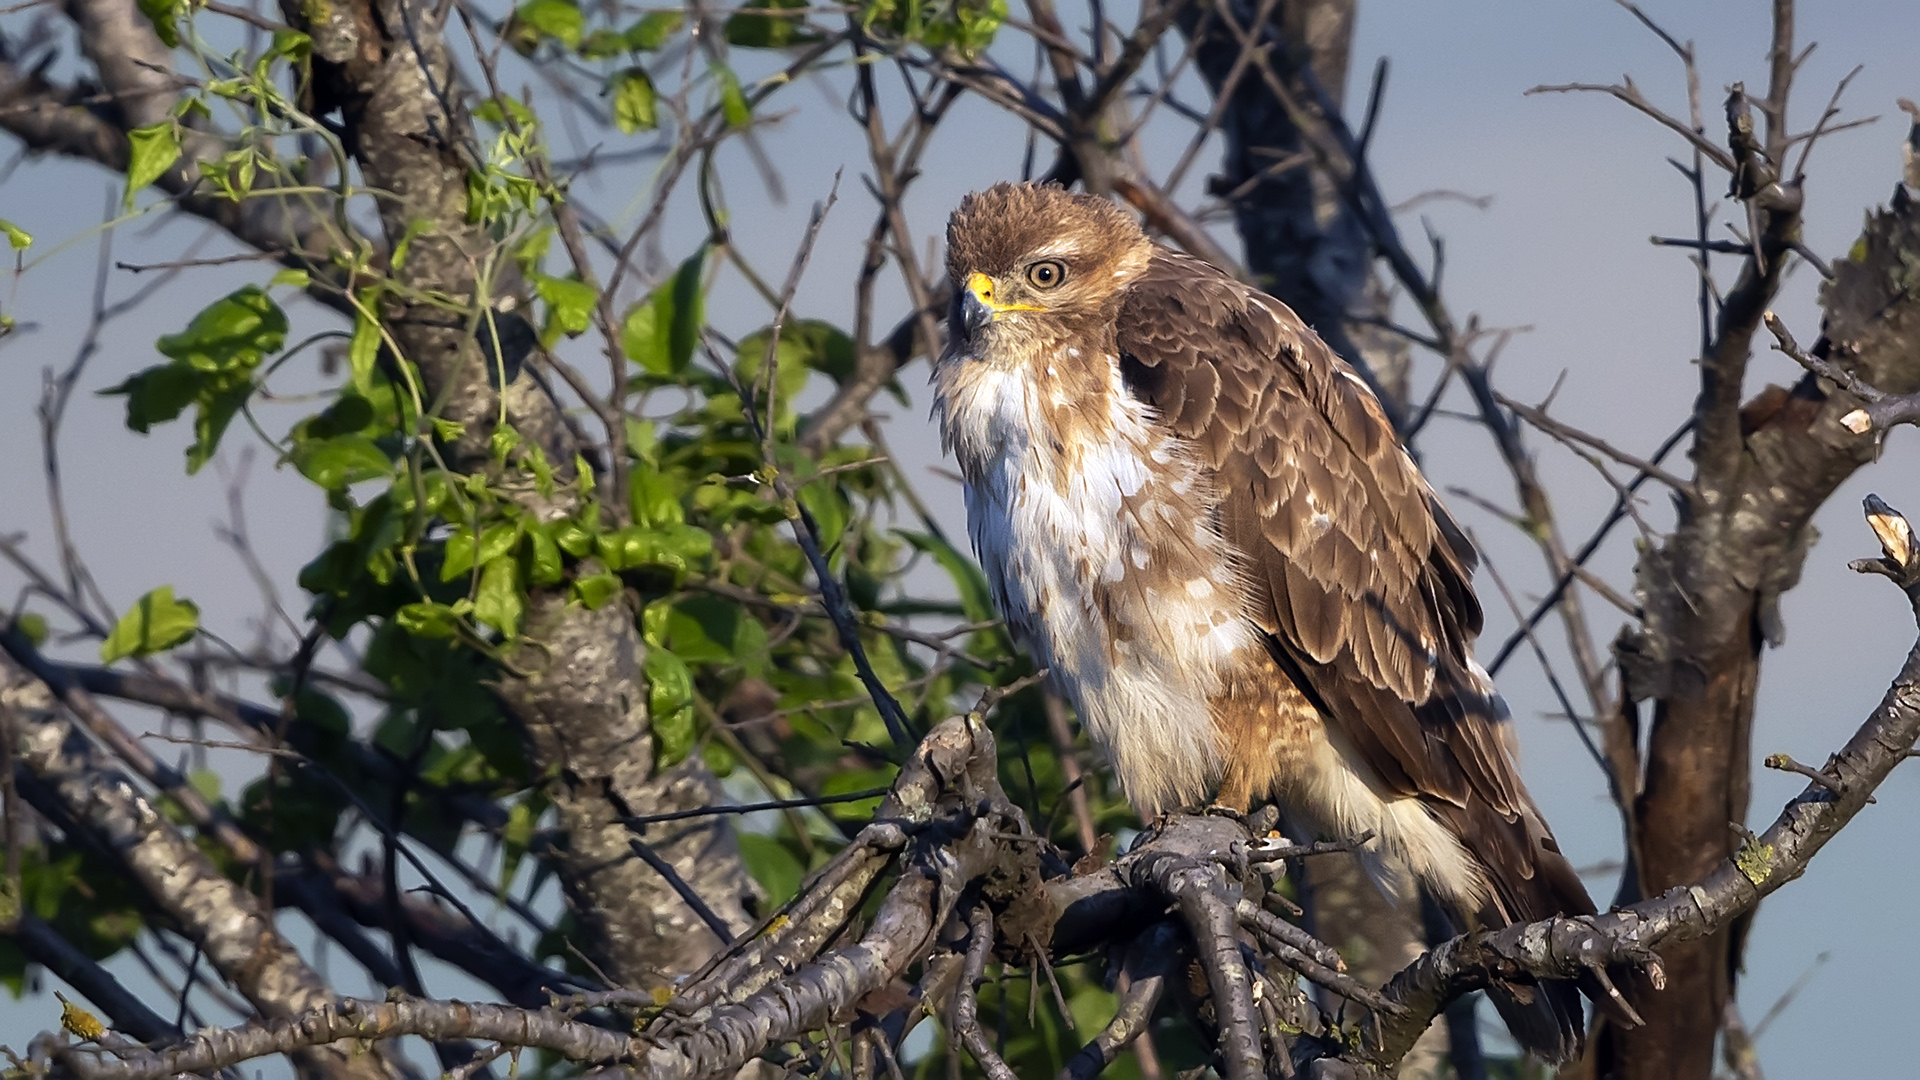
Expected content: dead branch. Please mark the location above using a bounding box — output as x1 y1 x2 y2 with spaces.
23 493 1920 1080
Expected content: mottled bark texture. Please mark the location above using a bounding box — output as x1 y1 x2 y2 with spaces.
0 655 399 1080
1605 182 1920 1078
285 0 753 984
1177 0 1410 404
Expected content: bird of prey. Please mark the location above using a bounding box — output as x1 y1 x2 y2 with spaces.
932 182 1599 1060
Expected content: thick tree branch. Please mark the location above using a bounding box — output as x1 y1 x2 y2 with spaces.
0 650 396 1080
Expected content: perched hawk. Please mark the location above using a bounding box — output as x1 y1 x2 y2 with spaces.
932 183 1597 1060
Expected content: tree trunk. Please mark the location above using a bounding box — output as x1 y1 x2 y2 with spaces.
1603 178 1920 1079
286 0 754 985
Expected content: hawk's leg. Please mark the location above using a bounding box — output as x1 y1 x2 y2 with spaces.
1213 757 1258 814
1211 676 1318 817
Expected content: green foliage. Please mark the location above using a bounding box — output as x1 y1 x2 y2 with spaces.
645 647 697 767
103 285 289 472
508 0 585 51
10 611 49 646
0 848 145 997
609 68 659 134
860 0 1007 56
348 298 382 396
291 435 392 490
725 0 820 49
622 249 707 376
0 219 30 250
624 11 684 50
136 0 187 49
38 20 1154 1038
125 121 182 205
714 65 751 128
99 586 200 662
736 832 804 906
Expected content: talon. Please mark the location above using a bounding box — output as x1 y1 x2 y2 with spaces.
1251 831 1296 853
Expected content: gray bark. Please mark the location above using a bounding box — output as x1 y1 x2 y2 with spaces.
1 650 398 1080
287 0 756 985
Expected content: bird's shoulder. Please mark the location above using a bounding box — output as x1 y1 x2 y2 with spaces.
1111 247 1482 711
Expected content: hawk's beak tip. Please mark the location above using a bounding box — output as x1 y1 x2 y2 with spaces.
959 289 994 341
959 272 997 341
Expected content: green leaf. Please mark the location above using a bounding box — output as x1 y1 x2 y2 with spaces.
0 219 30 251
667 249 707 373
714 65 751 128
136 0 185 47
156 285 288 372
641 596 671 648
442 520 522 582
644 647 696 767
736 321 845 420
572 572 621 609
512 0 584 47
498 794 547 892
394 601 461 639
660 595 766 670
819 767 891 818
125 123 182 206
291 434 391 490
348 301 380 396
102 362 198 433
623 10 683 49
596 524 711 573
534 274 598 344
628 464 685 529
610 68 658 134
736 833 805 906
796 478 848 559
102 286 288 472
620 299 666 374
268 28 312 61
725 0 817 49
553 519 594 558
187 768 222 804
474 556 525 637
525 525 564 586
11 612 48 646
621 249 705 376
270 268 310 289
577 27 626 59
100 586 200 663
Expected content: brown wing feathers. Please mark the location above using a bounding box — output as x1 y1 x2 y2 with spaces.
1113 250 1591 928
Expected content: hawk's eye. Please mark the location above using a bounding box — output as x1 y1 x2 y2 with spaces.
1025 260 1067 290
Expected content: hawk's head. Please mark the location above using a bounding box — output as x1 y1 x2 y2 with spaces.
943 183 1151 361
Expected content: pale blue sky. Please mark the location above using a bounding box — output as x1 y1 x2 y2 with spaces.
2 0 1918 1071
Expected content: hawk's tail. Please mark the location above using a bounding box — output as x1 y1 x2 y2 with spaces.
1486 968 1590 1066
1440 789 1643 1065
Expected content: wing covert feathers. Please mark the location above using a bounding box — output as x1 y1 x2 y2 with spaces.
1113 250 1594 934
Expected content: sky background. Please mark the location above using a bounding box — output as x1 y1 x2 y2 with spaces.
3 0 1920 1072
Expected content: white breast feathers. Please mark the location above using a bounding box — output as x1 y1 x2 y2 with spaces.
934 350 1257 815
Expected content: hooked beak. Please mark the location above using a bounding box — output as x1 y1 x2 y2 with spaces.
956 271 1039 343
